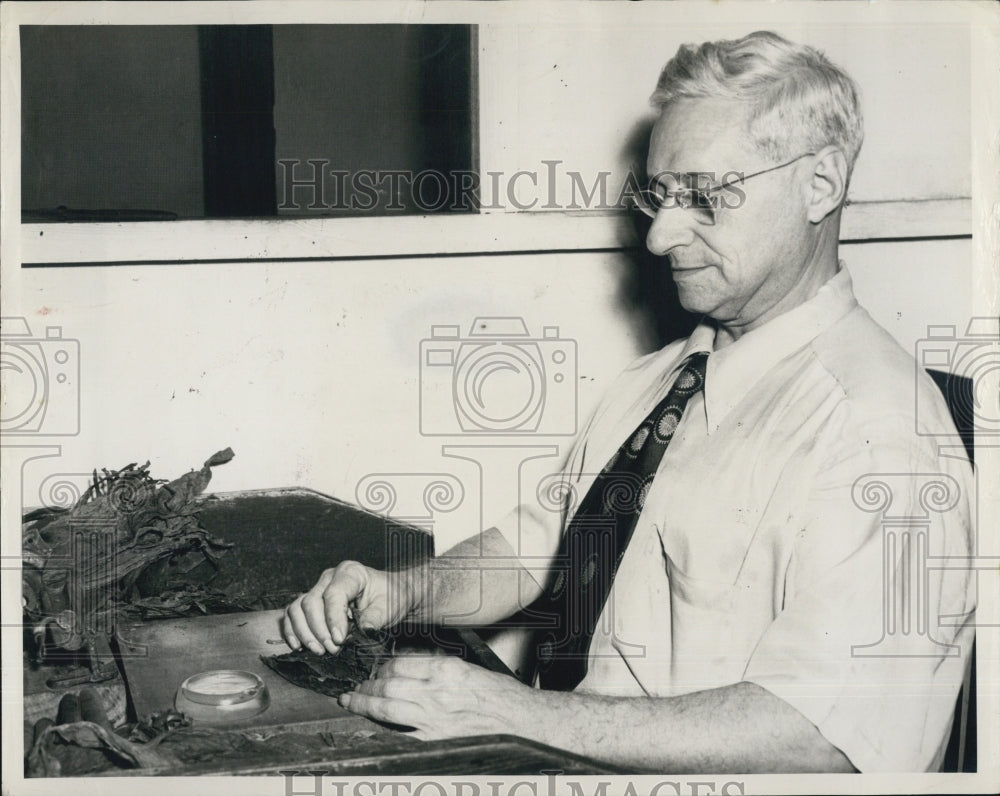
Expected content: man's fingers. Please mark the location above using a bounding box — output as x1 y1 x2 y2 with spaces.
356 602 387 633
282 562 388 656
283 566 336 651
325 597 345 647
300 590 336 654
285 598 323 654
281 611 301 650
354 675 428 701
338 691 423 729
323 565 368 647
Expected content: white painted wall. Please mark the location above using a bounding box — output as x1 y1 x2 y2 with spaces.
481 19 970 207
17 253 637 549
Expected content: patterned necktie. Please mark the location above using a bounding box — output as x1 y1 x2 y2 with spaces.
535 351 709 691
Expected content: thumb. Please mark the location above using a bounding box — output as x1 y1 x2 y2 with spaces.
355 601 388 631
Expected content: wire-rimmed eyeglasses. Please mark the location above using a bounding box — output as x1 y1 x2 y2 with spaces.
635 152 816 225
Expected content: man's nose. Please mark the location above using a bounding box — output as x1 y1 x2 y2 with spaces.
645 207 697 256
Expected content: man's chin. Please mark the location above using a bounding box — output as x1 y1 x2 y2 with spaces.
673 281 719 317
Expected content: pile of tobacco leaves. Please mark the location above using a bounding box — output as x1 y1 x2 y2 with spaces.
22 448 238 653
261 625 395 698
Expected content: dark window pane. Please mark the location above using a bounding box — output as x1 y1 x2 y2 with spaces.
21 26 205 220
272 24 476 216
199 26 277 218
21 24 477 222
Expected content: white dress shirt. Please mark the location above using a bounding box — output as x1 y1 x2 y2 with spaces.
496 266 976 772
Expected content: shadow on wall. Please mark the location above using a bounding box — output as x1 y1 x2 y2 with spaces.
615 117 701 355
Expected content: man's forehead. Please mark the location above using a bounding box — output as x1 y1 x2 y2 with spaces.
647 98 752 174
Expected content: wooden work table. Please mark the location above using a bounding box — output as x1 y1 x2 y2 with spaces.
115 608 617 775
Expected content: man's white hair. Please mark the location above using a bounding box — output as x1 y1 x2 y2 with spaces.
650 31 864 177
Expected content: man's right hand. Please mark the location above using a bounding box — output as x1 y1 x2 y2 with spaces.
282 561 415 655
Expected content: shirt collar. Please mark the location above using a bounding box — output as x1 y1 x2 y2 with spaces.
685 263 859 434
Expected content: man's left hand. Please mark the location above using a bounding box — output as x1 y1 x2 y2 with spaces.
338 654 534 741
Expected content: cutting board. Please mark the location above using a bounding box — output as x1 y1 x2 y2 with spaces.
119 609 373 731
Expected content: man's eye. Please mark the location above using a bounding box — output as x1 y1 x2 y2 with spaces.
675 190 707 210
677 188 716 210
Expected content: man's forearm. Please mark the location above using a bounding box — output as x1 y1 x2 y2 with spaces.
511 681 855 773
405 527 545 627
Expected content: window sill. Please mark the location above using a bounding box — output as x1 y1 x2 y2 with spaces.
19 199 970 267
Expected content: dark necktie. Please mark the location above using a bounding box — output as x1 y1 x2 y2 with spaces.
534 351 709 690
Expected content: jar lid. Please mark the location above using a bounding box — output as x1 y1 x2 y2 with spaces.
175 670 269 723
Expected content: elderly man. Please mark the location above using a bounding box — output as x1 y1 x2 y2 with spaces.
284 31 975 773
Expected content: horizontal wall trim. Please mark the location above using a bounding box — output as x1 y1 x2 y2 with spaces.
19 199 970 266
21 247 632 269
22 238 976 269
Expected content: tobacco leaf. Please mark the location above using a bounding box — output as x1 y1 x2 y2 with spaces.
261 627 395 698
22 449 236 649
26 720 177 776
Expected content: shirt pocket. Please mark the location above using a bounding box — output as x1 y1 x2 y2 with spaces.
663 553 761 685
649 459 767 586
664 553 740 610
654 505 758 587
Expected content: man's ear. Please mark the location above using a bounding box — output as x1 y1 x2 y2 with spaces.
806 146 849 224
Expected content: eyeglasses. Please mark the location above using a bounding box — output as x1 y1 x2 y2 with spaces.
635 152 816 225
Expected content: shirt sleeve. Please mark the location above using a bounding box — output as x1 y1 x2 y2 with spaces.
741 409 976 772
